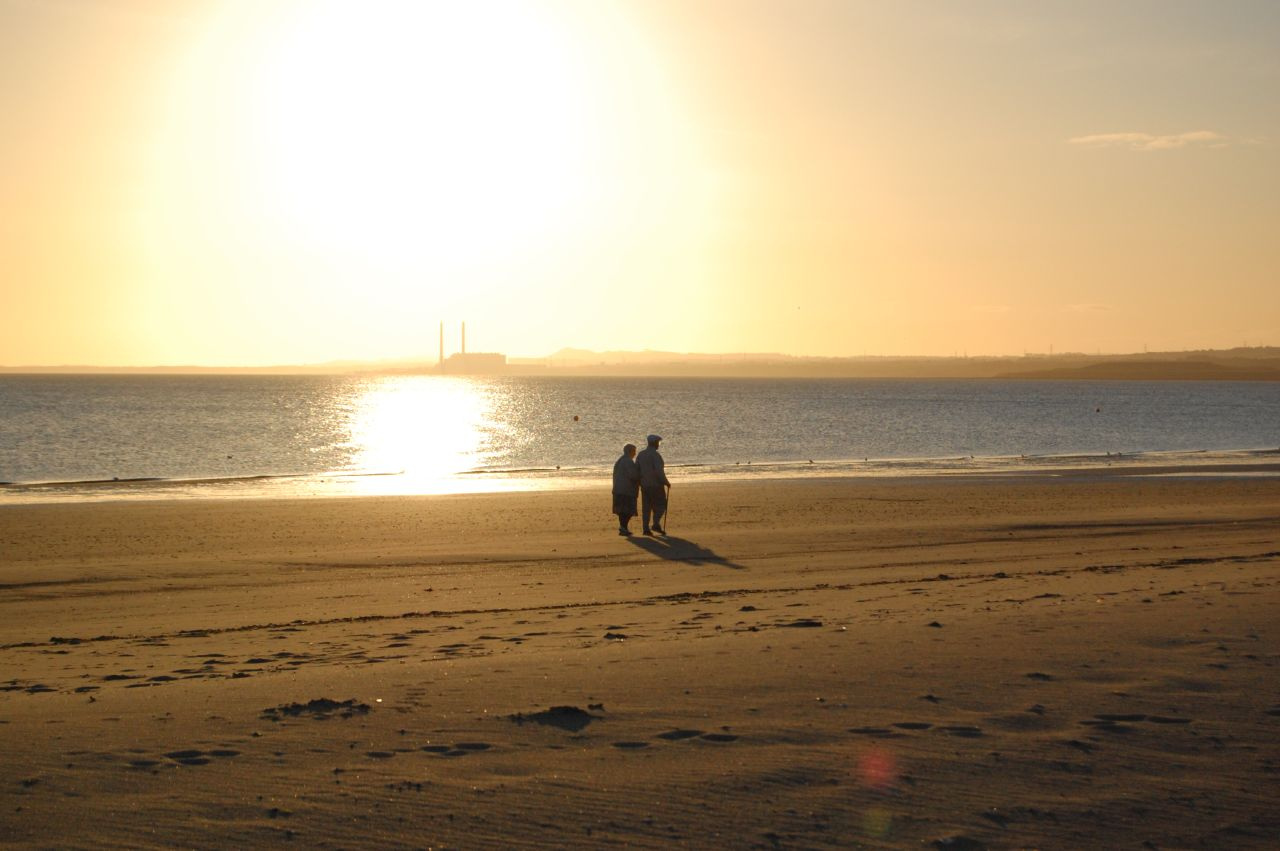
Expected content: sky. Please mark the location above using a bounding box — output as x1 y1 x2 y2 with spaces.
2 0 1277 366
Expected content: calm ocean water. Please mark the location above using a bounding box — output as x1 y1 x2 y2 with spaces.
1 374 1277 502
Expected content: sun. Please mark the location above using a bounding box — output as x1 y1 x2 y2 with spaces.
242 1 597 267
140 0 706 361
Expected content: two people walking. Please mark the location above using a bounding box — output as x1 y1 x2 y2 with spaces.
613 434 670 536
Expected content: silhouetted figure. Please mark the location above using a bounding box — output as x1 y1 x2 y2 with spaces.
636 434 671 535
612 443 640 536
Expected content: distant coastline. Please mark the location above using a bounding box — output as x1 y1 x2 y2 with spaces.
2 346 1278 381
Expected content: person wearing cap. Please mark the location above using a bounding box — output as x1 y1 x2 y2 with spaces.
635 434 671 535
611 443 641 536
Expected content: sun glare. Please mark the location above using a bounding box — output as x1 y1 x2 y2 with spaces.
244 2 595 267
347 376 489 487
138 0 706 361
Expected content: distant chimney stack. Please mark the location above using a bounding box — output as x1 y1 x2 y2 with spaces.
438 321 444 366
461 321 466 355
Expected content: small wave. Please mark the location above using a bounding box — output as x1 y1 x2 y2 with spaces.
0 469 403 491
5 447 1275 504
456 447 1279 479
461 465 592 475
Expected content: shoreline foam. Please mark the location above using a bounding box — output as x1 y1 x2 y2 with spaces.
4 446 1279 505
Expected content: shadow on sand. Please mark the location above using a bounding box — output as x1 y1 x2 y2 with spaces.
626 534 745 569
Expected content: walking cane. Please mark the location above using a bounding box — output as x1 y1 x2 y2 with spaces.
664 484 671 533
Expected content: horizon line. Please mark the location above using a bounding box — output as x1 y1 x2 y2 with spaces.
2 344 1277 373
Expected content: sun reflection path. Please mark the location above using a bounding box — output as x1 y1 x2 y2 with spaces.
343 376 496 493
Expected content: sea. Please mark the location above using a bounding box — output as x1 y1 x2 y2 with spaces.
1 374 1277 503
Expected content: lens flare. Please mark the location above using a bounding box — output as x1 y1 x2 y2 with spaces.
862 806 893 839
857 747 898 789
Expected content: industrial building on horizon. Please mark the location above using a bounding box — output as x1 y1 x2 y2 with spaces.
436 321 507 374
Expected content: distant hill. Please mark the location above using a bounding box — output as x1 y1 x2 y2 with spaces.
999 359 1280 381
4 347 1278 380
510 347 1280 380
539 348 788 365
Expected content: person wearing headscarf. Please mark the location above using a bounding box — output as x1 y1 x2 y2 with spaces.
612 443 641 536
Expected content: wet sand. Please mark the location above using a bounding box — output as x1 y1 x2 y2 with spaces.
2 474 1278 848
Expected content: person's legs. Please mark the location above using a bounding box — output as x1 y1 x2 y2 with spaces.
614 494 635 535
651 490 667 533
641 486 657 533
643 486 667 534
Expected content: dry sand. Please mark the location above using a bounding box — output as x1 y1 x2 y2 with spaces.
1 474 1278 849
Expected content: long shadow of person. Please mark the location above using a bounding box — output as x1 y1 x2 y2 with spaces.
627 535 745 569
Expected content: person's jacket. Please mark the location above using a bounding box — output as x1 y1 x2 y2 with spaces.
636 446 670 488
613 455 640 495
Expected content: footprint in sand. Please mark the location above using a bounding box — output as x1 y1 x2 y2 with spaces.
985 713 1055 733
162 748 238 766
261 698 371 721
613 741 650 749
1078 719 1135 734
420 742 492 757
937 725 984 738
931 835 987 850
655 729 703 741
848 727 904 738
893 722 933 731
700 733 739 743
161 752 239 762
508 705 598 732
1081 714 1192 731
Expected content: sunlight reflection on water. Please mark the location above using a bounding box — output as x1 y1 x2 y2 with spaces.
335 376 549 496
347 377 486 486
2 374 1277 503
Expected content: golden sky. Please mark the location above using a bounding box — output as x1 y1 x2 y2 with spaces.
2 0 1277 366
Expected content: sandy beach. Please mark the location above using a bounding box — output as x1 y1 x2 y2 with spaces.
2 473 1278 848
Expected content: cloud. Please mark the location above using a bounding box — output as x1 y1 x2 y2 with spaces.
1068 130 1231 151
